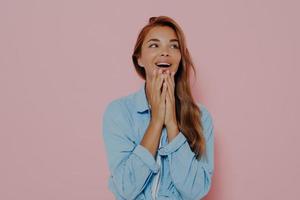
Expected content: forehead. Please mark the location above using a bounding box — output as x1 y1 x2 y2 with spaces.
145 26 178 41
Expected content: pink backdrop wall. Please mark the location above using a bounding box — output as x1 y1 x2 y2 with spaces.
1 0 299 199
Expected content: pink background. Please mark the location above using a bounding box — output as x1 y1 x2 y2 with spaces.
1 0 299 199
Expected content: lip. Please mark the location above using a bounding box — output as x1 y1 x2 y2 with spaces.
155 62 172 68
155 60 172 64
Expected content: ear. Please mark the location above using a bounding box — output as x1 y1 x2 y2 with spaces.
137 57 144 68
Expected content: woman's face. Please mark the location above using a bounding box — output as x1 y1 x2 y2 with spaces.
138 26 182 79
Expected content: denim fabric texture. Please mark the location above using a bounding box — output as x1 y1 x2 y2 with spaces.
102 82 214 200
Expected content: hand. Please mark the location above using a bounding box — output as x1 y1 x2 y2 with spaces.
146 68 167 127
164 70 179 134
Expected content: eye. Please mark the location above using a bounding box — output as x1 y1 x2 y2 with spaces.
149 43 158 48
171 44 179 49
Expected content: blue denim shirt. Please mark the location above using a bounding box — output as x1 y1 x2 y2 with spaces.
102 82 214 200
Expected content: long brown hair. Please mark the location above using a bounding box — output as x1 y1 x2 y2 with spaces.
132 16 205 160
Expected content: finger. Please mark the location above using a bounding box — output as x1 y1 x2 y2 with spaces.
170 71 175 85
166 88 171 104
166 74 174 95
157 69 164 88
166 73 173 88
154 70 164 95
149 68 157 88
154 68 161 81
166 79 173 101
161 81 167 101
151 68 159 91
151 68 156 80
147 69 154 99
171 71 175 87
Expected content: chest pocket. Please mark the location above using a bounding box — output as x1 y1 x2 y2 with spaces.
135 112 151 142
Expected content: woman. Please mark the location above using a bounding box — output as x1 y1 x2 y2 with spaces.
102 16 214 200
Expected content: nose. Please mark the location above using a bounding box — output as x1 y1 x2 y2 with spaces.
160 47 169 57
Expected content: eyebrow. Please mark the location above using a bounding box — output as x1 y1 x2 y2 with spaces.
147 38 179 43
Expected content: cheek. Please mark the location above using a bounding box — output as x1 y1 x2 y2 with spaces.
144 55 158 70
143 47 156 57
175 54 181 65
172 51 181 62
146 52 157 62
177 52 182 61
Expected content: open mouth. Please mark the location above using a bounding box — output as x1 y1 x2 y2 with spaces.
155 62 172 68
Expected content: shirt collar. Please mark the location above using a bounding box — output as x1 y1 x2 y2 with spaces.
135 82 151 113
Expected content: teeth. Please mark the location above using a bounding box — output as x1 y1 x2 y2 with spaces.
156 62 171 66
155 62 171 68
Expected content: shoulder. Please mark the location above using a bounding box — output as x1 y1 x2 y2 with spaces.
102 92 136 124
102 95 137 148
197 103 213 122
197 102 214 137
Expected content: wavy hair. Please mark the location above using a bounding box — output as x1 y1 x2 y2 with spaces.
132 16 205 159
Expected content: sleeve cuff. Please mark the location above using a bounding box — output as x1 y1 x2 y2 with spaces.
132 144 159 173
158 132 187 156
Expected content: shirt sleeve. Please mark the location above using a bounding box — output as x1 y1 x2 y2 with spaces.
157 104 214 200
102 100 159 200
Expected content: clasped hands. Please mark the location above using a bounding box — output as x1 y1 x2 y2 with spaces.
146 68 179 140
